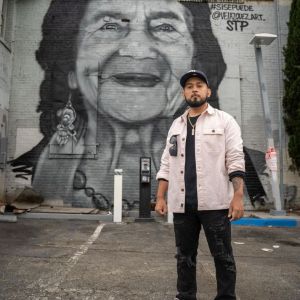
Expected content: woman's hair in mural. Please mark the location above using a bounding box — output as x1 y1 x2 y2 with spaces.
36 0 226 140
35 0 89 141
182 1 226 107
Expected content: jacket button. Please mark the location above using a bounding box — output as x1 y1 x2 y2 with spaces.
181 154 184 157
182 138 185 141
181 188 184 192
181 171 183 174
212 129 215 133
181 203 184 207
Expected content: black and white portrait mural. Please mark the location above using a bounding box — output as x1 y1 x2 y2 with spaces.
9 0 297 209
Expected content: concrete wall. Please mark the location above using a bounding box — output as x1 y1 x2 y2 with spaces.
0 0 14 202
5 0 300 210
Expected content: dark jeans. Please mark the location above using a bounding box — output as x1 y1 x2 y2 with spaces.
173 209 236 300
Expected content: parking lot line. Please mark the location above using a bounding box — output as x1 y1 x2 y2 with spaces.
27 222 105 292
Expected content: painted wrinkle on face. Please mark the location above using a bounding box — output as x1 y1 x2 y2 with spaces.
76 0 194 122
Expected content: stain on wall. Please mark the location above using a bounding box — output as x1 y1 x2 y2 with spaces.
0 109 8 199
0 111 8 167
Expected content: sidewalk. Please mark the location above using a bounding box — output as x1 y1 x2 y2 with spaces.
232 210 300 227
1 207 299 227
0 218 299 300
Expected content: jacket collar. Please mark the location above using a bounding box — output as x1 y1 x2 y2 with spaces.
180 103 215 123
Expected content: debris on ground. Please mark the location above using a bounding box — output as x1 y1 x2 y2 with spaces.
261 248 274 252
1 186 43 214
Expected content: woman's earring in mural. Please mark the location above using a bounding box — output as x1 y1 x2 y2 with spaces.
56 93 77 145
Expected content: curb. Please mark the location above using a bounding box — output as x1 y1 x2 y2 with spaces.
0 214 17 223
17 212 113 222
2 213 300 227
232 217 299 227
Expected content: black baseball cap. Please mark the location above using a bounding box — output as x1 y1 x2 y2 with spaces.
180 70 209 87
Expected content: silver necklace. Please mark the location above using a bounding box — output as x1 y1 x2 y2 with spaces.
187 114 200 136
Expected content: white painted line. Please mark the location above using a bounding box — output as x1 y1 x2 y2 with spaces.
28 223 105 292
68 223 105 264
201 261 215 278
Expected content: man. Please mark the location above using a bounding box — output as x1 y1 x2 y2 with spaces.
155 70 245 300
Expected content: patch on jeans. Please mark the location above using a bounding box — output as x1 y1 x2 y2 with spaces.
222 255 236 273
176 248 197 268
208 222 228 258
208 224 236 273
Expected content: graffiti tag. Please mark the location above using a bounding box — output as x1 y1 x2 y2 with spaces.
210 3 266 31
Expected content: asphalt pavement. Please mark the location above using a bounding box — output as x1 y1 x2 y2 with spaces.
0 218 299 300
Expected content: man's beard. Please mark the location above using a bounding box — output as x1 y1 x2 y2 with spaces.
185 96 207 108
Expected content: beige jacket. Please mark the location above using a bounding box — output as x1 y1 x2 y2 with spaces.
156 104 245 213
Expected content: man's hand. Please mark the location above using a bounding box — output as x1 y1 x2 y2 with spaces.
155 180 168 216
155 197 168 216
228 194 244 221
228 176 244 221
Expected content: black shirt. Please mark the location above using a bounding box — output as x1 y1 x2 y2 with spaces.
184 114 200 210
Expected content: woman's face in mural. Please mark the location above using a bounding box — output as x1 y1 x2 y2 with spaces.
75 0 194 123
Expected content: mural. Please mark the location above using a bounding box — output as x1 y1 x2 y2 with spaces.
10 0 290 209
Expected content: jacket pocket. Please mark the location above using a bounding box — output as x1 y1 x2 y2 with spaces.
203 128 225 152
203 128 224 135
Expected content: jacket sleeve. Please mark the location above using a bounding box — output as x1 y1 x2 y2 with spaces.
156 125 174 181
225 116 245 176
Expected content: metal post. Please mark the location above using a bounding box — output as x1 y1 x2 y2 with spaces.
254 45 286 215
274 0 285 208
113 169 123 223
